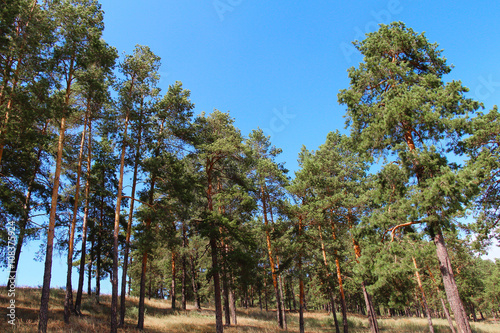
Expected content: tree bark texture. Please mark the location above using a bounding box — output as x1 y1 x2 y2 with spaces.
434 230 472 333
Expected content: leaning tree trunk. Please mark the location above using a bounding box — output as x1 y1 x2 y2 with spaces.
427 264 457 333
405 129 470 333
434 228 471 333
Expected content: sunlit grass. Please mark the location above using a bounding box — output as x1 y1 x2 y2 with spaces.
1 287 499 332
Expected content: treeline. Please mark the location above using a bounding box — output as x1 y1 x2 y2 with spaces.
0 1 499 333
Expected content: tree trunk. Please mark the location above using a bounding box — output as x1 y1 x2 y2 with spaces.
38 116 66 333
75 119 93 315
137 177 156 329
413 256 434 333
330 293 341 333
111 109 130 333
349 212 378 333
325 220 349 333
298 215 305 333
137 251 148 329
171 251 177 310
299 266 305 333
190 253 201 310
361 281 379 333
64 109 89 323
427 265 457 333
88 239 93 296
261 185 283 328
96 177 104 305
263 271 268 312
182 224 187 310
229 284 237 324
120 103 144 326
210 237 224 333
279 272 287 330
434 229 472 333
223 265 230 326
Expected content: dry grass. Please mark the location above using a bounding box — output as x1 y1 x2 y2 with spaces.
1 287 499 332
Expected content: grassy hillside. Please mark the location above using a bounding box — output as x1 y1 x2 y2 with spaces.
1 287 499 332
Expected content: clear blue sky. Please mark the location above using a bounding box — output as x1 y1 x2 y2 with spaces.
3 0 500 293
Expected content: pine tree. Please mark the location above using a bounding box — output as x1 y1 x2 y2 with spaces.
338 22 481 333
193 110 245 333
39 1 107 331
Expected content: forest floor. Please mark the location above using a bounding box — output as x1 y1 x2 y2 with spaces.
1 287 499 332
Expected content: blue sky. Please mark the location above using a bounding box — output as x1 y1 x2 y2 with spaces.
3 0 500 293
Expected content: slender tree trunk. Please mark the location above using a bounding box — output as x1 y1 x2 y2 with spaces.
87 239 93 296
38 115 66 333
137 251 148 328
324 220 348 333
413 256 434 333
279 273 287 330
263 271 268 312
299 263 305 333
128 258 132 296
261 185 283 328
434 229 472 333
120 103 144 326
137 177 156 329
148 260 152 300
361 282 379 333
75 119 93 315
171 251 177 310
210 237 224 333
64 110 90 323
96 175 104 305
223 265 230 326
182 224 187 310
229 279 237 325
330 292 341 333
190 253 201 310
112 72 136 333
349 213 379 333
298 215 305 333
